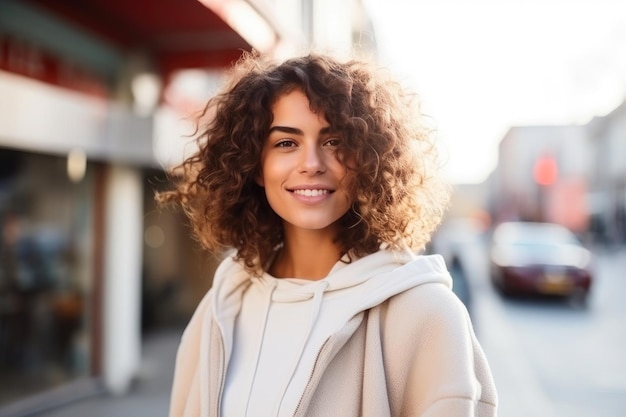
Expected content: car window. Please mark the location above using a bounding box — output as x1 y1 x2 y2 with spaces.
493 223 580 246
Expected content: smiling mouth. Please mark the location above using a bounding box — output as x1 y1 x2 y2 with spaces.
291 189 331 197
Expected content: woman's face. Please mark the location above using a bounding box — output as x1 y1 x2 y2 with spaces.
258 89 354 235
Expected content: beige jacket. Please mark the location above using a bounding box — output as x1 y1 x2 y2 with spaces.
169 253 498 417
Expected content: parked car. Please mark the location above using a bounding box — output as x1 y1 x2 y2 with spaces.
489 221 592 303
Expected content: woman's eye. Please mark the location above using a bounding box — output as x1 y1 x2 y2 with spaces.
324 138 340 148
275 139 296 148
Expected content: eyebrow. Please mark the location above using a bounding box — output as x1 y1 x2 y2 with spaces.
268 125 334 135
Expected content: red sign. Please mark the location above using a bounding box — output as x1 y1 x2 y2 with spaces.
0 34 109 98
533 155 558 186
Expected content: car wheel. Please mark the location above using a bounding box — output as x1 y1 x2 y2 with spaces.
492 274 513 298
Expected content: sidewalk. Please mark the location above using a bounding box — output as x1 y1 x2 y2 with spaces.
33 329 183 417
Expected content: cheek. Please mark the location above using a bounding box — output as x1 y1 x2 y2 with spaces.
334 152 358 201
337 147 357 170
258 154 289 194
257 151 280 187
338 169 357 203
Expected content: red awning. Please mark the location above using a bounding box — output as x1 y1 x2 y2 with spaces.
20 0 285 78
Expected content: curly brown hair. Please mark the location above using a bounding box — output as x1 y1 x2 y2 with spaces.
157 52 450 273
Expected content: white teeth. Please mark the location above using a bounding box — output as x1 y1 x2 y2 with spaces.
294 189 328 197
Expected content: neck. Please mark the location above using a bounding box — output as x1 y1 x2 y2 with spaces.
269 227 343 280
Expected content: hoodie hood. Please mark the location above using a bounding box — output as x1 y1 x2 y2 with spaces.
266 249 451 309
211 249 452 358
211 248 452 348
214 248 452 417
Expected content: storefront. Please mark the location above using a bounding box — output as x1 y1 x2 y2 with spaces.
0 67 149 410
0 149 97 404
0 0 292 413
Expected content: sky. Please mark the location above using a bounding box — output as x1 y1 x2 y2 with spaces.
364 0 626 184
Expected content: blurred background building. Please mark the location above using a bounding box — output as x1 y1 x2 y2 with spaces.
482 100 626 245
586 101 626 245
488 124 592 233
0 0 376 415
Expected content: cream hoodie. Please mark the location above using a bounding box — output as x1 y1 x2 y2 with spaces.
169 249 498 417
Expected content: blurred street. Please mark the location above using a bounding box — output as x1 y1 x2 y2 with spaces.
22 241 624 417
458 238 626 417
30 330 181 417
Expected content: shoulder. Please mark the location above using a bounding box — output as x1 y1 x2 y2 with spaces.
389 281 468 318
212 251 245 285
378 282 472 344
179 287 214 344
373 284 483 386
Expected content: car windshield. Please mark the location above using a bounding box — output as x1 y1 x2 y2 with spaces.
493 222 580 247
491 222 590 268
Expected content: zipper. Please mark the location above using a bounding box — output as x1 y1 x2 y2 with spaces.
215 329 226 417
290 313 365 417
291 337 331 417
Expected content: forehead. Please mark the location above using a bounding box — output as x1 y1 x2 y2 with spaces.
270 90 329 127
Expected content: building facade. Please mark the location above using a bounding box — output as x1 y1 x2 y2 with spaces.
0 0 376 414
487 98 626 244
586 101 626 245
488 124 592 233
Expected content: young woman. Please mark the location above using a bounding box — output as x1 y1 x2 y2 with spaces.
160 52 497 417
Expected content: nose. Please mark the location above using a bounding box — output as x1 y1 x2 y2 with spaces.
298 143 326 175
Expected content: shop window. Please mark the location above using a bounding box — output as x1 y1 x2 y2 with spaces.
0 149 94 405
